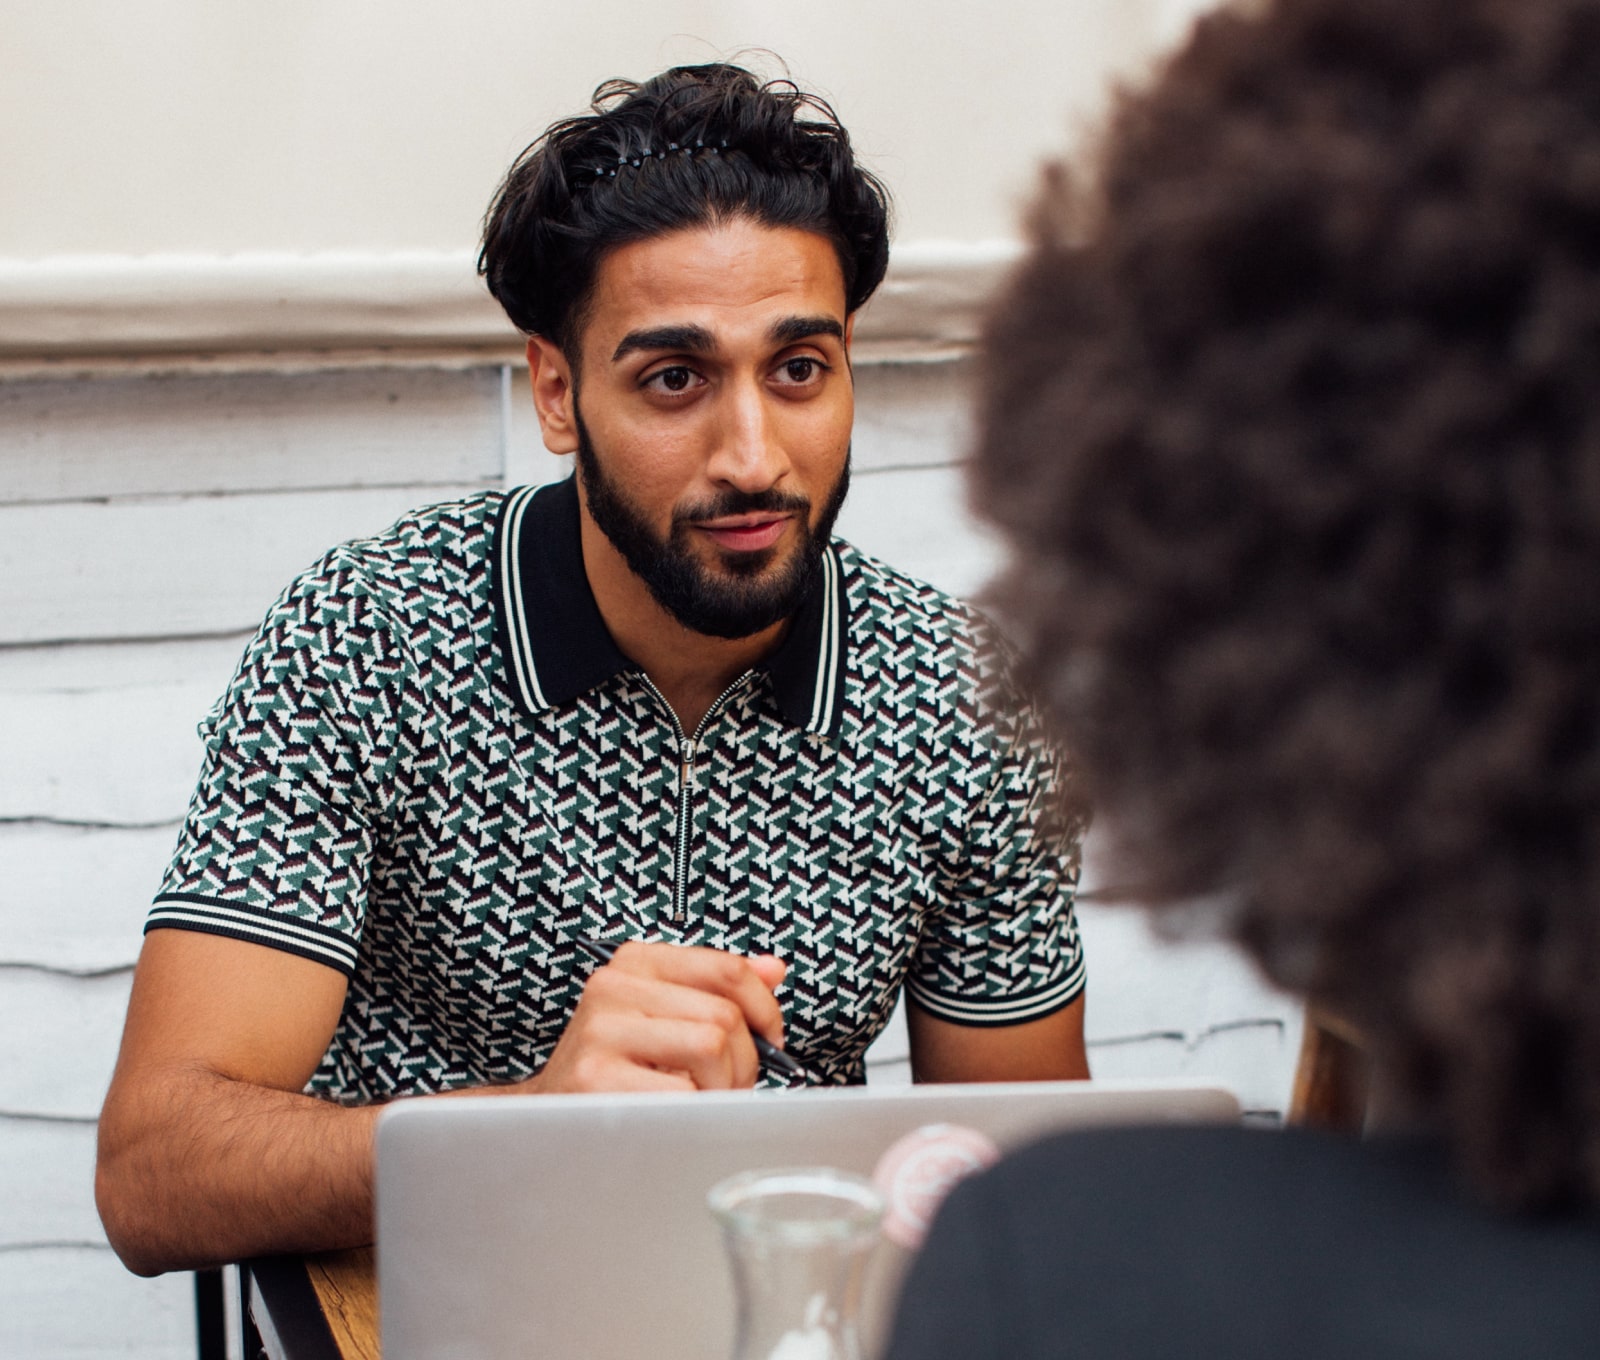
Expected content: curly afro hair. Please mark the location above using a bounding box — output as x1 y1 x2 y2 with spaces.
977 0 1600 1211
479 62 890 352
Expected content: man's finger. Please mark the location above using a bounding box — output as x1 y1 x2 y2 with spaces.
576 972 761 1087
582 1009 757 1090
603 942 786 1047
745 953 788 991
544 1044 699 1094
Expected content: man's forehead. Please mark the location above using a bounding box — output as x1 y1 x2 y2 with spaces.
581 220 849 357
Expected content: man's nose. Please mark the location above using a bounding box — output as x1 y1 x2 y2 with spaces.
707 378 790 491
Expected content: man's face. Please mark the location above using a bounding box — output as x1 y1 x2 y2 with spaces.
540 218 855 639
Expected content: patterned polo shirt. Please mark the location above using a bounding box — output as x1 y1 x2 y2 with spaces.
149 477 1085 1098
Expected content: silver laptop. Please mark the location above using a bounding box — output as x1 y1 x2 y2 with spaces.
376 1079 1239 1360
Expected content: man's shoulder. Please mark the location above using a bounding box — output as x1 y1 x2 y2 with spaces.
831 539 1019 715
830 540 1048 768
244 489 506 676
832 539 991 650
282 488 505 621
327 488 506 580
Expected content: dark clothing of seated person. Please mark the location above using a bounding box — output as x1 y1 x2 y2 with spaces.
891 1129 1600 1359
887 0 1600 1354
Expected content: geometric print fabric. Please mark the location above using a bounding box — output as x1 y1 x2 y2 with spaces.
150 487 1084 1099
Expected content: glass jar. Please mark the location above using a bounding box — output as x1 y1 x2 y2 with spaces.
708 1166 885 1360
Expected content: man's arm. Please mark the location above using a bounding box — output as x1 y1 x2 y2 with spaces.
96 931 787 1275
903 623 1090 1080
906 994 1089 1084
95 932 371 1276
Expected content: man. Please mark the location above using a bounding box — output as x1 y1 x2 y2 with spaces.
885 2 1600 1356
95 63 1087 1276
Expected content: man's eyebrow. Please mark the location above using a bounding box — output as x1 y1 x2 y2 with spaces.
611 324 715 363
770 315 845 346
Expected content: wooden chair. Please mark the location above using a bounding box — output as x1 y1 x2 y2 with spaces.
1287 1006 1369 1132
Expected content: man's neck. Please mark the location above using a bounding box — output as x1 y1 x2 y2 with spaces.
578 514 788 734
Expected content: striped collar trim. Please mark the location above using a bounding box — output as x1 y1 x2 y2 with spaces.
491 478 850 737
764 537 848 738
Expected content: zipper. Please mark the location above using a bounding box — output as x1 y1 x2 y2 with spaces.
640 672 754 923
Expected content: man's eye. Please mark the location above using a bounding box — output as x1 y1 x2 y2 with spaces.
649 366 697 393
782 358 822 383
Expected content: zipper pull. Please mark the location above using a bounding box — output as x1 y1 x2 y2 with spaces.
680 741 697 790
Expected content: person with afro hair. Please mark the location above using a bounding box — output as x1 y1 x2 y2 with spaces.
889 1 1600 1355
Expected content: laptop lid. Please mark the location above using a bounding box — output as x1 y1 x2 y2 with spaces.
376 1079 1239 1360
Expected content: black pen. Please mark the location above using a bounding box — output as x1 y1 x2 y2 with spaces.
573 935 807 1081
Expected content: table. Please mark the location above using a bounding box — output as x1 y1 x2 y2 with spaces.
246 1247 380 1360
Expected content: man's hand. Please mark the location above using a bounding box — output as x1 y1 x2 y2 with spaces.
529 941 788 1093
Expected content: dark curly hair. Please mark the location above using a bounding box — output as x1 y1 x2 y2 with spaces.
479 62 891 352
977 0 1600 1211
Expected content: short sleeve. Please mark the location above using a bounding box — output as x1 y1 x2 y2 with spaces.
905 655 1087 1026
147 549 418 976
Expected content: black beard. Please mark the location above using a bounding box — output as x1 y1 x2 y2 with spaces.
574 405 850 639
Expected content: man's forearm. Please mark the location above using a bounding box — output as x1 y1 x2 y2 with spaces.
95 939 788 1275
96 1063 381 1277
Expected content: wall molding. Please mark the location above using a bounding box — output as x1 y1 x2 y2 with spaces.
0 241 1023 372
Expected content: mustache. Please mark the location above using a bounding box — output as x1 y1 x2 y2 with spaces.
672 488 812 525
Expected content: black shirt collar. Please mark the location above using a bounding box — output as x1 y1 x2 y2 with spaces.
491 477 848 737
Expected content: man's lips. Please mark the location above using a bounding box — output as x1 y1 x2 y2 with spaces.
693 513 793 553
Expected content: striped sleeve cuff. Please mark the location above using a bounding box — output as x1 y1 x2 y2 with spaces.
147 893 360 975
905 952 1086 1028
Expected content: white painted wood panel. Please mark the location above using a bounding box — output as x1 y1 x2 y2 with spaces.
0 634 248 693
0 969 131 1120
833 462 1005 603
0 365 503 504
0 481 489 644
0 674 219 825
1076 900 1299 1051
0 1247 193 1360
0 1119 102 1246
0 825 173 971
850 361 975 472
1077 830 1304 1118
1087 1022 1301 1120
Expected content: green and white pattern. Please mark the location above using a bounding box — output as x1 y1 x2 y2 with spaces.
151 484 1084 1097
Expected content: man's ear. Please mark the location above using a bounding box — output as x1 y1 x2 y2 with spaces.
526 335 580 455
